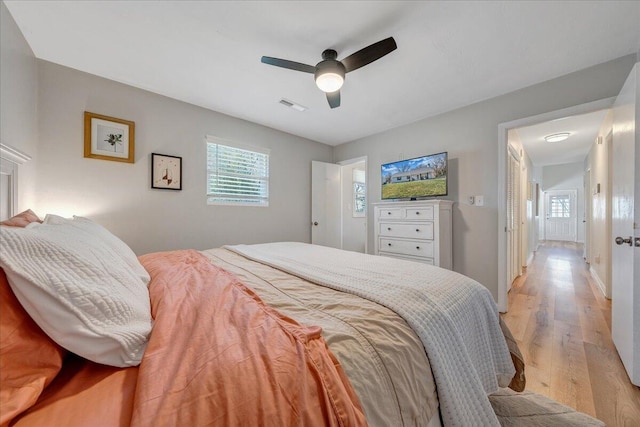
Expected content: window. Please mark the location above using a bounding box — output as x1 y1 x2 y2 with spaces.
352 168 366 218
206 137 270 206
549 195 570 218
353 182 366 217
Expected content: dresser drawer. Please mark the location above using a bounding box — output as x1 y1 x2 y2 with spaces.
379 238 434 258
405 206 434 220
380 253 435 265
378 208 403 219
379 222 434 240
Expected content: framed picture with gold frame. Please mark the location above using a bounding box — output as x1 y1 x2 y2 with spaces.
84 111 135 163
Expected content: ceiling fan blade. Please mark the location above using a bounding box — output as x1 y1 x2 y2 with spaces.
261 56 316 73
326 91 340 109
341 37 397 73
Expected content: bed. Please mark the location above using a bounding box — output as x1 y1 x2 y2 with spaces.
0 210 524 427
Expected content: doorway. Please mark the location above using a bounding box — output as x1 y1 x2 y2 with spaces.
340 159 367 253
497 97 617 312
544 189 577 241
311 157 368 253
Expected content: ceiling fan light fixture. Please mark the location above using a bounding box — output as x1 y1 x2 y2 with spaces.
544 132 570 143
261 37 396 108
314 58 346 93
315 72 344 92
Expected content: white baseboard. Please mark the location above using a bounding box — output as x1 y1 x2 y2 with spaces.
589 266 607 298
526 252 534 267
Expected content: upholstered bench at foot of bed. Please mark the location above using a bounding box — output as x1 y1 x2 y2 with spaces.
489 388 604 427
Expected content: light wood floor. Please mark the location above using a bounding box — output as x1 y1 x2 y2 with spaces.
501 241 640 426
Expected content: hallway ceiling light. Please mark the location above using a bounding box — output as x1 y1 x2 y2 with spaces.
544 132 570 143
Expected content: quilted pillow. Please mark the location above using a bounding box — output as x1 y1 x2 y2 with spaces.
43 215 150 286
0 209 42 227
0 268 66 426
0 220 152 367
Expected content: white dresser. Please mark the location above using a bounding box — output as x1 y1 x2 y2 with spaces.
374 200 453 269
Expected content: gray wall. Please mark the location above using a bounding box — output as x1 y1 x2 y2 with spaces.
333 55 636 299
0 1 38 210
35 61 333 255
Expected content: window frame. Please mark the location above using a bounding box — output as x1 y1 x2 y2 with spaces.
205 136 270 207
353 181 366 217
548 194 571 218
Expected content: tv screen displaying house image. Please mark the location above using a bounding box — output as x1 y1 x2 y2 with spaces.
381 152 448 200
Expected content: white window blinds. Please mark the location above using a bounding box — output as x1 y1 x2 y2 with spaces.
206 137 270 206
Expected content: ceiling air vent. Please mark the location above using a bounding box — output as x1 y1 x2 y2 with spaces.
279 98 307 112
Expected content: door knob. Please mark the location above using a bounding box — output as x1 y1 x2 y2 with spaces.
635 237 640 247
615 236 632 246
313 221 318 226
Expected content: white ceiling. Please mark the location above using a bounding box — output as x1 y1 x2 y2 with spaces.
5 1 640 146
514 109 609 167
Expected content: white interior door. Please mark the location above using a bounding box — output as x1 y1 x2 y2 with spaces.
507 147 521 288
311 161 342 249
544 190 577 241
520 164 528 269
611 63 639 386
583 169 590 261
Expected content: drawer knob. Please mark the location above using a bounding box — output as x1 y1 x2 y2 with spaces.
387 227 392 231
387 212 391 215
416 228 420 232
387 243 392 247
416 246 420 250
415 212 420 215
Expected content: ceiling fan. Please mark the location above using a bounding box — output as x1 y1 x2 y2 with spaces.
261 37 397 109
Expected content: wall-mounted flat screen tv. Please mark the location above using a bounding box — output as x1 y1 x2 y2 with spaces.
381 152 448 200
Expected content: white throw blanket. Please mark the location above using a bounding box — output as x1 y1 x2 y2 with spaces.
227 242 514 427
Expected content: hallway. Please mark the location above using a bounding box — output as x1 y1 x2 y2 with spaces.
501 241 640 426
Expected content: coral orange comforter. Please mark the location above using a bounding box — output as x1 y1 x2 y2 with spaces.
11 250 366 427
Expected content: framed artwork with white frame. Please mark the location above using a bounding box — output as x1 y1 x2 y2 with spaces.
84 111 135 163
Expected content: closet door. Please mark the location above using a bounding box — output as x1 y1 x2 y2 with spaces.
311 161 342 249
507 147 521 289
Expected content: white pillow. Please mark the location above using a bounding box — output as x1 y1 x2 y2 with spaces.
43 215 150 286
0 220 152 367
